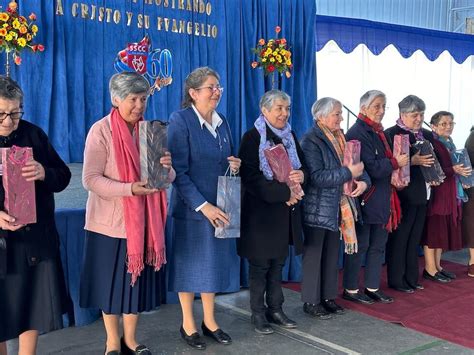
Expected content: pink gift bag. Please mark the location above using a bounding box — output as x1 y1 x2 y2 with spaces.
391 134 410 188
343 140 361 195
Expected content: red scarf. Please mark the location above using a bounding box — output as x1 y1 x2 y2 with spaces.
358 113 402 232
110 108 167 285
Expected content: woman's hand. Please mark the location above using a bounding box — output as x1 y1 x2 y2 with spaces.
348 161 364 178
160 151 172 169
350 180 368 197
227 156 241 174
22 159 45 182
411 152 434 167
395 153 409 167
286 192 303 206
289 170 304 184
131 181 158 195
0 211 24 231
201 203 230 228
453 163 472 177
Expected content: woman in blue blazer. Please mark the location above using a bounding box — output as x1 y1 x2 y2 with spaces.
168 67 241 350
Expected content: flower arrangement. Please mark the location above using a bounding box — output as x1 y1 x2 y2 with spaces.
251 26 292 79
0 1 44 72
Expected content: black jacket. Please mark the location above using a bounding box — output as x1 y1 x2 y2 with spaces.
238 126 307 260
1 120 71 267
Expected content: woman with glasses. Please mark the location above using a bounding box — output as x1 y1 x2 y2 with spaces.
168 67 241 350
0 76 71 354
421 111 471 283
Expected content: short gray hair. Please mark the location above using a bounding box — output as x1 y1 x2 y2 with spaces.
0 76 23 106
259 90 291 111
360 90 385 110
398 95 425 114
109 72 150 105
182 67 220 108
311 97 342 121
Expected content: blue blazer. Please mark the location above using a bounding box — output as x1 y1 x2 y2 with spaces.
168 107 233 221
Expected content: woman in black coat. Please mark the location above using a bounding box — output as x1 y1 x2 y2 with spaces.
239 90 307 335
300 97 369 319
0 76 71 354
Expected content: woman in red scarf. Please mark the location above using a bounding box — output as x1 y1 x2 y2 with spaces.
80 72 175 355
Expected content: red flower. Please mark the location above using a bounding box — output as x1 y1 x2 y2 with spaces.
29 13 37 21
14 56 21 65
251 61 258 69
275 26 281 34
280 38 287 45
267 65 275 72
37 44 44 51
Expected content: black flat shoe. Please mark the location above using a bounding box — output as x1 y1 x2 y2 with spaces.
105 348 120 355
321 299 345 314
389 286 415 293
342 290 374 305
303 303 332 319
364 289 394 304
201 322 232 345
251 314 274 334
179 326 206 350
423 269 451 283
408 283 424 290
439 269 456 280
265 310 297 328
120 337 151 355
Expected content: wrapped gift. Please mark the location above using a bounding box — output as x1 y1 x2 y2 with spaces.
343 140 361 195
2 146 36 225
264 144 304 197
414 140 446 184
451 148 474 187
139 120 170 190
215 171 241 239
391 134 411 188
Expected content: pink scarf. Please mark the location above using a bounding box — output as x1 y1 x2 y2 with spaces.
110 108 167 286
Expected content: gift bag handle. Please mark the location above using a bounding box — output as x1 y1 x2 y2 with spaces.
224 165 238 178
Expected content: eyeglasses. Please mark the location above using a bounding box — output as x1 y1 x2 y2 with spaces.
195 86 224 94
438 122 456 128
0 111 24 123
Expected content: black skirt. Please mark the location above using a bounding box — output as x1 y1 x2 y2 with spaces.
79 231 163 315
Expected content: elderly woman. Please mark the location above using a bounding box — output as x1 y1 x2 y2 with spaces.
463 126 474 277
167 67 241 350
422 111 471 282
0 76 71 354
342 90 409 305
300 97 369 319
238 90 307 334
80 72 174 355
384 95 436 292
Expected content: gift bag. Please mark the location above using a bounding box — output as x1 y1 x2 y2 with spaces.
343 140 361 195
451 148 474 187
215 167 241 239
414 140 446 184
264 143 304 197
2 146 36 225
139 120 170 189
391 134 411 188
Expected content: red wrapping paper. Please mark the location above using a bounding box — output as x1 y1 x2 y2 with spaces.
391 134 410 188
2 146 36 225
343 140 361 195
264 144 304 197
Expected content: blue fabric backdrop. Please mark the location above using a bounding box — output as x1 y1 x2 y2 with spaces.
1 0 316 163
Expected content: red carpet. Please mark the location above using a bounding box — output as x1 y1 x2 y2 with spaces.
283 259 474 349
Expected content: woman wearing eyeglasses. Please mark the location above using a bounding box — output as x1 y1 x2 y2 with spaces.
0 76 71 354
421 111 471 283
167 67 241 350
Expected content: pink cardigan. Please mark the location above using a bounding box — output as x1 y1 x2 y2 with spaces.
83 115 175 238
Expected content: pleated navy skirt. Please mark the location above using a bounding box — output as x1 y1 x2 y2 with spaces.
79 231 162 315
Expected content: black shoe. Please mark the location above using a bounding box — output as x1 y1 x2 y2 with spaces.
120 337 151 355
389 285 415 293
423 269 451 283
303 303 332 319
364 289 394 304
321 299 345 314
439 269 456 280
342 290 374 305
265 310 297 329
251 314 274 334
105 349 120 355
201 322 232 345
179 326 206 350
408 283 424 290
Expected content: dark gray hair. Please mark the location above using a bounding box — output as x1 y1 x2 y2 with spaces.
0 76 23 106
359 90 385 110
430 111 454 125
109 72 150 105
311 97 342 121
259 90 291 111
182 67 220 108
398 95 425 114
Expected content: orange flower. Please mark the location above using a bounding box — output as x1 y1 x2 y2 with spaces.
19 25 26 34
0 28 6 36
29 13 36 21
285 71 291 78
0 13 9 22
275 26 281 33
14 55 21 65
280 38 287 45
258 38 265 46
251 61 258 68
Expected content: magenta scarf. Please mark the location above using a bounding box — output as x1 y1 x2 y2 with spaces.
110 108 167 286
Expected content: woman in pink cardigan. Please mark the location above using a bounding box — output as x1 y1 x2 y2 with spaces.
79 72 175 355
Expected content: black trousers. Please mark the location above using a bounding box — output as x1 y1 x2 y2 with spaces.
301 226 340 305
386 203 427 288
248 256 287 315
343 223 388 290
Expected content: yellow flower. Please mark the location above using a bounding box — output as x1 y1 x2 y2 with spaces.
3 24 8 28
277 56 282 63
12 19 20 29
19 26 27 34
31 25 38 34
9 31 17 39
26 33 32 41
286 59 292 66
262 58 267 63
0 13 9 22
269 57 275 63
17 37 26 47
5 33 12 41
